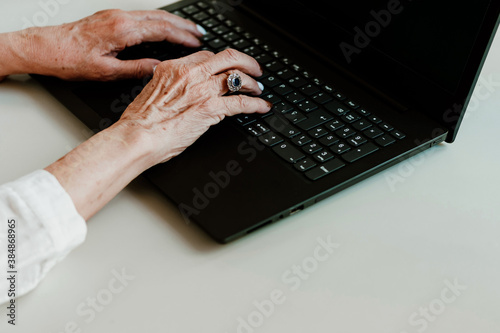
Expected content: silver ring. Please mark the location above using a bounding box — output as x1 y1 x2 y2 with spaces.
227 73 242 93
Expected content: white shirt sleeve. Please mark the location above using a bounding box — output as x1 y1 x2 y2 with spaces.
0 170 87 304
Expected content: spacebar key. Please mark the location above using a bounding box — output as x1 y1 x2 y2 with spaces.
305 159 345 180
342 142 379 163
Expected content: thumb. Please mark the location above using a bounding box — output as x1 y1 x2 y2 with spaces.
106 58 161 80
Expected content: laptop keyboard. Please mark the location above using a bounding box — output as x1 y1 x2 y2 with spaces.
149 2 406 181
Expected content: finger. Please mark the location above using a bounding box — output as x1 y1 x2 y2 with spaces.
219 95 273 117
179 50 214 65
129 20 202 48
213 71 264 96
201 49 263 77
128 10 203 37
100 58 160 80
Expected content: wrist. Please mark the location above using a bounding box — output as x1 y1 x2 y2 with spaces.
0 27 57 78
0 31 27 77
104 120 157 174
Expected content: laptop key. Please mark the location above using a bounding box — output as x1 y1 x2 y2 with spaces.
288 76 307 88
208 38 227 49
352 120 372 131
342 142 379 163
347 134 367 147
272 142 305 163
182 5 199 15
291 134 312 146
334 91 347 101
261 93 281 104
212 25 230 35
255 54 273 64
379 122 394 131
341 112 360 123
295 158 317 172
305 159 345 180
308 127 328 138
265 115 301 138
302 143 322 154
335 126 356 139
319 134 339 146
202 18 219 28
265 61 285 72
314 150 335 163
232 39 251 50
246 122 270 136
296 110 333 130
285 110 307 124
364 127 384 139
197 1 209 9
297 100 318 113
345 100 359 109
283 110 305 123
261 75 282 88
358 108 370 116
273 84 293 96
368 115 382 124
325 119 345 131
301 84 320 96
234 114 256 126
312 92 333 104
375 134 396 147
258 132 284 147
193 12 210 22
243 46 263 57
391 130 406 139
331 142 351 154
325 100 350 116
273 101 293 114
285 92 306 104
276 69 294 80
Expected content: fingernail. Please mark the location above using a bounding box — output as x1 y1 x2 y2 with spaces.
196 24 207 35
153 65 157 74
257 81 264 92
259 64 265 76
266 101 273 109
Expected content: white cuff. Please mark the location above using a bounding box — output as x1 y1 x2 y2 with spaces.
0 170 87 303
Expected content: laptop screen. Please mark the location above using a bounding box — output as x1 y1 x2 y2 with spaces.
308 0 489 93
243 0 499 141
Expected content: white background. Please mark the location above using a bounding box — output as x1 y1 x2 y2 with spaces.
1 1 499 332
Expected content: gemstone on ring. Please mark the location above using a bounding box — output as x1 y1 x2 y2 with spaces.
227 73 243 93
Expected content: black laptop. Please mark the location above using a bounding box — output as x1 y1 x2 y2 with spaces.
33 0 500 243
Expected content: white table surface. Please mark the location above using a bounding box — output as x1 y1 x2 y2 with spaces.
1 1 500 332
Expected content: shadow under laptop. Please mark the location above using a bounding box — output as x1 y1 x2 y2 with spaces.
125 175 236 252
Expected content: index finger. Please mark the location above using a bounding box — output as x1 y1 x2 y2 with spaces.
128 10 202 37
201 49 263 78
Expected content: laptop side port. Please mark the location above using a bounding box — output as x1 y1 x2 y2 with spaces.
290 205 304 216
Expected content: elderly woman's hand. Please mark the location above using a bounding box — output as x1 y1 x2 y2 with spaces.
120 48 271 164
0 9 203 81
45 48 271 219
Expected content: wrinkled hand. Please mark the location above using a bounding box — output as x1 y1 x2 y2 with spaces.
119 49 272 165
10 9 203 81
